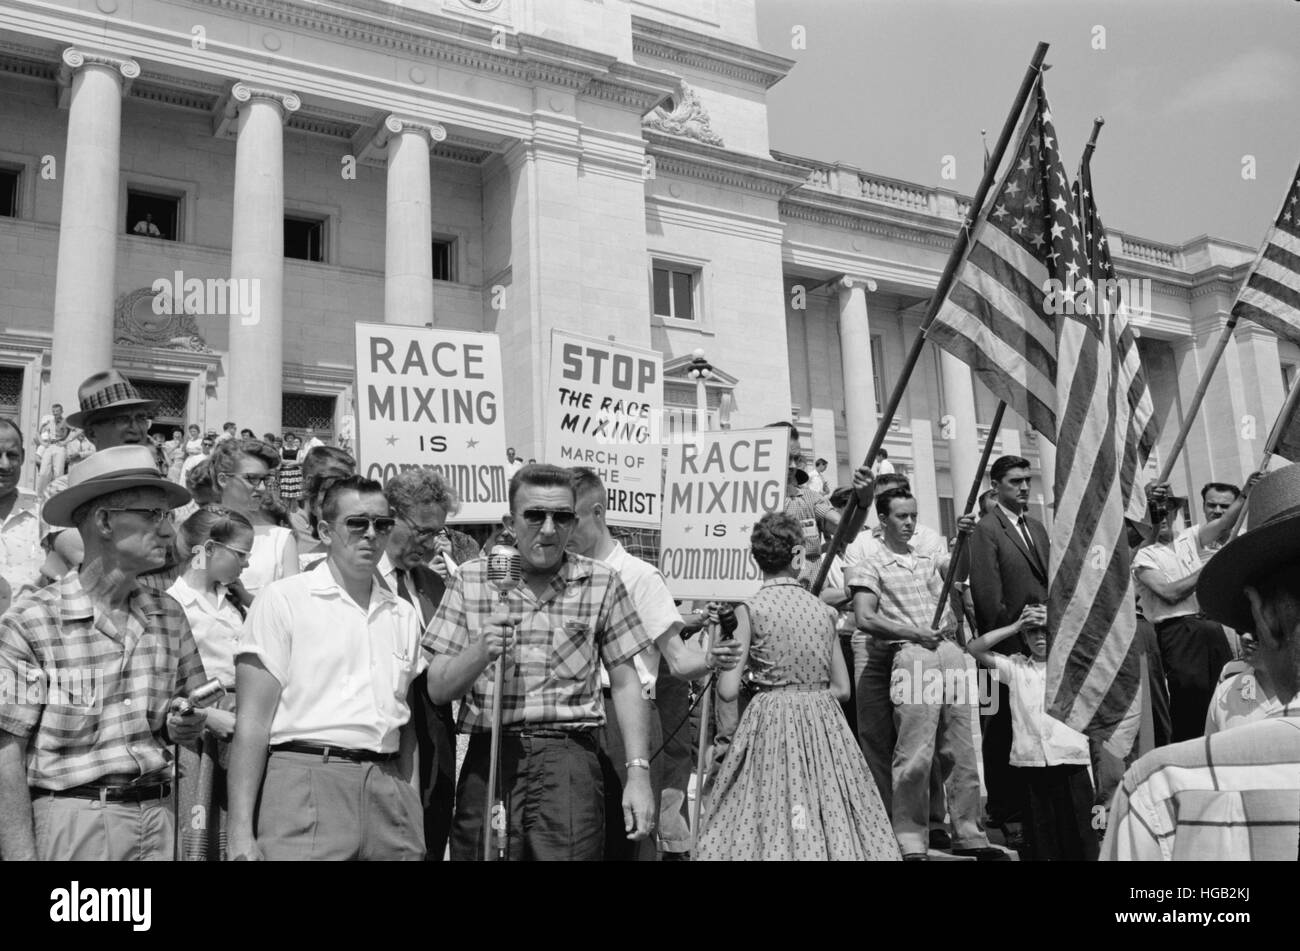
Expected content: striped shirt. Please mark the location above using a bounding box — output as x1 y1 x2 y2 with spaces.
422 552 651 733
1100 705 1300 861
845 543 955 634
0 571 208 789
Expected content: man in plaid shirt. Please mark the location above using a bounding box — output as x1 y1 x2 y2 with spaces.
0 445 207 861
424 463 657 860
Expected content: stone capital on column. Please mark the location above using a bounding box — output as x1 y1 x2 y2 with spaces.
215 82 300 137
384 114 447 146
837 275 878 296
57 47 140 107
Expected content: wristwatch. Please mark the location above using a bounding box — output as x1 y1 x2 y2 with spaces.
625 758 650 771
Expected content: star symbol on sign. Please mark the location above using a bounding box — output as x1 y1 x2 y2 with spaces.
466 438 479 449
385 435 398 446
1004 180 1022 198
1018 156 1033 173
684 525 693 533
740 525 751 534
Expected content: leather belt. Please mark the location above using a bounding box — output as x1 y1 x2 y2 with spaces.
270 741 397 763
37 782 172 803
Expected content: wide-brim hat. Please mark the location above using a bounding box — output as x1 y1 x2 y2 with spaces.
42 445 191 527
66 369 158 429
1198 463 1300 632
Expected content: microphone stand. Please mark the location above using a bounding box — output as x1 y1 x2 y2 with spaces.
484 629 507 862
690 611 720 851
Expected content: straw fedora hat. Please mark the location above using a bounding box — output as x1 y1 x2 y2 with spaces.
65 370 158 429
42 445 191 527
1197 463 1300 632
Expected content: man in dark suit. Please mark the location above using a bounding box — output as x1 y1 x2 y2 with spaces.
381 469 464 861
968 454 1048 845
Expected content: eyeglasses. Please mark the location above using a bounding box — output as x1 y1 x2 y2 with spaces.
231 472 272 489
104 507 174 526
520 508 577 528
399 515 444 543
212 540 252 565
102 413 154 428
341 515 397 536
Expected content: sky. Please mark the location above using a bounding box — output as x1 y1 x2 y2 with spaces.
755 0 1300 248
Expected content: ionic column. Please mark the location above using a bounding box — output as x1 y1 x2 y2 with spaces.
383 115 446 326
836 276 879 467
49 48 140 405
226 83 299 436
939 349 980 511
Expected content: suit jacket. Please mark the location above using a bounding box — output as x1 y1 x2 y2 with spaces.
969 507 1050 636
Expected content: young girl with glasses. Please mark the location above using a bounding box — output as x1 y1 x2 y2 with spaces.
167 507 254 861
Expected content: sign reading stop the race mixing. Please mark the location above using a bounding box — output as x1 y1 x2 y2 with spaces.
546 331 664 528
659 427 789 601
354 322 509 523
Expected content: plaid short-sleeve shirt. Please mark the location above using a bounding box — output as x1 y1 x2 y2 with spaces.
0 571 208 789
844 544 955 632
422 552 651 733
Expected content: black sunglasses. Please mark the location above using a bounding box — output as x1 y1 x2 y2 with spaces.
341 516 397 536
520 508 577 528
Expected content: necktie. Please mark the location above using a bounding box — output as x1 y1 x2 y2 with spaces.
394 569 413 605
1018 517 1039 561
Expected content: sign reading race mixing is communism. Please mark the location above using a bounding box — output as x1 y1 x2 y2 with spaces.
354 322 509 522
659 427 789 601
545 330 664 528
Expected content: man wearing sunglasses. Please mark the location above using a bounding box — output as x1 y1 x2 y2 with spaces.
227 475 427 861
380 468 461 861
0 446 207 860
424 463 658 860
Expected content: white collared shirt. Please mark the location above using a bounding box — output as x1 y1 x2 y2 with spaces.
599 542 677 698
844 522 945 568
238 560 427 752
0 491 41 592
1132 541 1199 622
377 551 425 628
167 574 244 687
987 653 1090 767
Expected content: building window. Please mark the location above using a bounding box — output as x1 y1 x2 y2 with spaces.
652 264 697 321
128 379 189 438
0 167 19 218
285 215 326 263
125 189 180 240
870 335 885 408
0 366 21 417
283 392 336 442
432 239 455 282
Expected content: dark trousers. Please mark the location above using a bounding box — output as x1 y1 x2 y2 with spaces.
982 682 1026 826
1155 615 1234 743
1019 764 1099 861
653 657 694 854
410 674 456 861
598 686 664 861
450 731 604 861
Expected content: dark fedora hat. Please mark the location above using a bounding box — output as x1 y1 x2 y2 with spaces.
1198 464 1300 632
42 445 191 527
65 370 158 429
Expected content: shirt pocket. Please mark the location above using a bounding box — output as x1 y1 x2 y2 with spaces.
389 631 417 700
551 622 595 683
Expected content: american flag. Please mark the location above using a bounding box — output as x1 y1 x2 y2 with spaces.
1045 146 1156 756
1232 160 1300 345
926 80 1065 440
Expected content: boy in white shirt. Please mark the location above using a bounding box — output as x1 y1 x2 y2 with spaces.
968 603 1098 861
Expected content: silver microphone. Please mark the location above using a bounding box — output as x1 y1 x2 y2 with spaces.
486 545 523 594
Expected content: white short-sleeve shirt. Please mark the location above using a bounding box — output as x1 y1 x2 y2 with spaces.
167 574 244 688
600 542 679 698
1131 542 1198 622
987 653 1090 767
238 560 427 752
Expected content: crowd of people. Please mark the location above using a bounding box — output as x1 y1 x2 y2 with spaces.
0 369 1296 862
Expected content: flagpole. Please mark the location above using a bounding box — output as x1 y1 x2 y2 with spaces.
812 40 1051 594
1220 372 1300 542
930 400 1007 631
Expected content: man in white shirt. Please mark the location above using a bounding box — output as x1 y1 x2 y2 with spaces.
566 467 740 860
1131 477 1257 742
180 434 214 486
505 447 524 477
227 474 427 861
874 449 895 476
0 421 42 593
132 213 162 236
